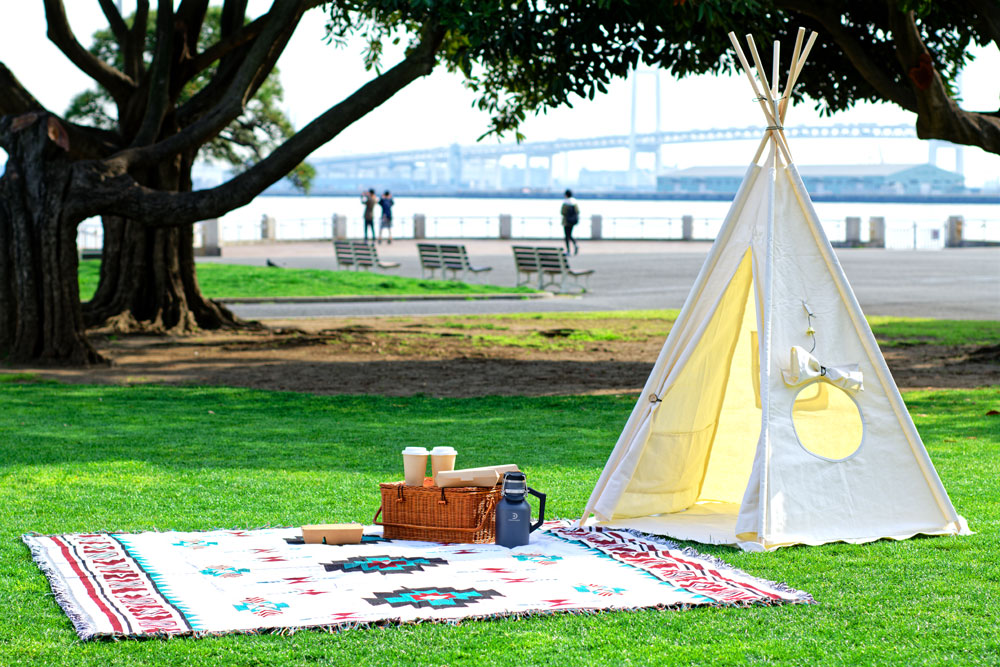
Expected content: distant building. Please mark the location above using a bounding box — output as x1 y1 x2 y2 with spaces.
657 163 965 196
578 168 656 190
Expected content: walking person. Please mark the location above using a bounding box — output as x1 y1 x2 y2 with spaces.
560 189 580 255
361 188 377 243
378 190 394 244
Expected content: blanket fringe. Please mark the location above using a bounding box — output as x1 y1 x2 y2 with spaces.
612 526 816 605
64 599 765 642
21 535 100 641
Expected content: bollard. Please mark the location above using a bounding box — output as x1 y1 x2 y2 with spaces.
413 213 426 239
332 214 347 240
261 214 276 241
682 215 694 241
499 214 512 239
198 218 221 256
868 217 885 248
591 214 602 240
845 216 861 246
945 215 963 247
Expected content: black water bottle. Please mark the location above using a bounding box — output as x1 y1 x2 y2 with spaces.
495 471 546 548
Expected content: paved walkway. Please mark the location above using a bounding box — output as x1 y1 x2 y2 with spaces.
205 239 1000 321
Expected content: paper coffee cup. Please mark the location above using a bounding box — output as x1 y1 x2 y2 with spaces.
430 446 458 478
402 446 429 486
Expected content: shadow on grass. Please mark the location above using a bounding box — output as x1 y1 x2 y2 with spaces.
45 358 657 398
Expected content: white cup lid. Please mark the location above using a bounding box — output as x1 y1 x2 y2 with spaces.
401 447 429 455
430 446 457 455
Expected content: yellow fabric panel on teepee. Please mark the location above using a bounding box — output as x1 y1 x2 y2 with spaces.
698 268 763 503
611 250 754 518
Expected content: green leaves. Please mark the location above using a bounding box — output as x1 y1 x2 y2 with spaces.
323 0 989 138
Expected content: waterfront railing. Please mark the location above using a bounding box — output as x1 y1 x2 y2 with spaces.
76 212 999 254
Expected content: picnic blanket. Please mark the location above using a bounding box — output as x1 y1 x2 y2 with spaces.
23 521 812 640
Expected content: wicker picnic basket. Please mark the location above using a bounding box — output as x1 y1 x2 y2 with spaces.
373 479 500 544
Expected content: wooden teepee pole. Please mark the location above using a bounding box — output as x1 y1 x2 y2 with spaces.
779 30 818 123
729 32 792 164
779 28 806 122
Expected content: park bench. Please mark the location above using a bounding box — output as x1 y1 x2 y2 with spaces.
512 245 594 293
417 243 492 281
333 240 401 271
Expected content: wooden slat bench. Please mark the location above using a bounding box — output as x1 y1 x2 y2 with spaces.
333 240 400 271
417 243 492 281
512 245 542 288
512 245 594 293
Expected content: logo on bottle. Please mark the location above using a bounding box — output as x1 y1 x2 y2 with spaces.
510 512 520 521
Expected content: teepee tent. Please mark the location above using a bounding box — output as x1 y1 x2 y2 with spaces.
580 30 969 551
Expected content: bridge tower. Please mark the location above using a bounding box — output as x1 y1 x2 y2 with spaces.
629 69 663 189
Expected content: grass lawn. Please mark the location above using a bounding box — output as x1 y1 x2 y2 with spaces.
77 260 538 301
434 311 999 350
1 381 997 666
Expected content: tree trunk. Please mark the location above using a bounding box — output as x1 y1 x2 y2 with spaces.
0 114 103 364
82 217 242 333
82 157 243 333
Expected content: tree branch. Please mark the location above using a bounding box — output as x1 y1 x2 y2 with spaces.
43 0 136 102
123 0 150 81
97 0 128 45
171 0 211 108
0 62 44 115
889 6 1000 150
110 1 307 170
131 0 176 146
775 0 918 111
74 23 446 226
186 12 268 79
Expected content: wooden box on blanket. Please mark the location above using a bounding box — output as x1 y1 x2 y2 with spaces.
373 478 500 544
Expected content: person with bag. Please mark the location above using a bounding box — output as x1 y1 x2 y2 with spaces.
560 189 580 255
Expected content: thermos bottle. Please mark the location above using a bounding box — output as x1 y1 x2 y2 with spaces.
495 471 546 548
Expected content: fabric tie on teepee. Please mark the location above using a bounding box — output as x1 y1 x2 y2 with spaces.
781 346 864 392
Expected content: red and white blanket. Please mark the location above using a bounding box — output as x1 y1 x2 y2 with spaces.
23 521 812 640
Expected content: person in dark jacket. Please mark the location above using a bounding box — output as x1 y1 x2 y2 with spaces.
560 189 580 255
378 191 394 244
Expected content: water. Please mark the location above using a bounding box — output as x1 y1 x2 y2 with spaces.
77 194 999 251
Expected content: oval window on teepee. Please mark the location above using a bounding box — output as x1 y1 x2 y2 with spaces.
791 381 864 461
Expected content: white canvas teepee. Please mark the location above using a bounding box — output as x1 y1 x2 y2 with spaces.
580 30 970 552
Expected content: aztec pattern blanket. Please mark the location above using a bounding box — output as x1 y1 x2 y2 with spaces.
23 521 812 640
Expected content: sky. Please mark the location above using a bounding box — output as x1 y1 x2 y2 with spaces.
1 2 998 186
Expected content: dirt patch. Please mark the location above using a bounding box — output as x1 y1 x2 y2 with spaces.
4 315 998 396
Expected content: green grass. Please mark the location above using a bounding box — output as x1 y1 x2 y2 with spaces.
504 309 682 322
450 311 998 348
77 260 538 300
1 383 998 665
868 316 1000 347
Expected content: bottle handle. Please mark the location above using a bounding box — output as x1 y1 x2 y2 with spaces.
527 487 546 533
